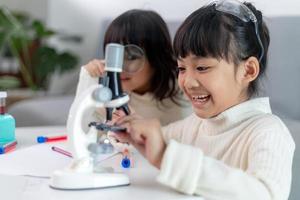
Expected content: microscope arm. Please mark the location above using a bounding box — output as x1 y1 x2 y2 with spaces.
67 84 105 160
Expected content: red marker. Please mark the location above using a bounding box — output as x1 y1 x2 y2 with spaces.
0 140 17 154
37 135 67 143
51 146 72 158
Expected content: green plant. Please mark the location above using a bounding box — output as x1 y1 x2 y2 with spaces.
0 6 79 90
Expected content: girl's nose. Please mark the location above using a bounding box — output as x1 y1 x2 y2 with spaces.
184 75 200 89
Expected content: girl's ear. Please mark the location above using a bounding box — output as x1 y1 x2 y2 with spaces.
242 56 260 83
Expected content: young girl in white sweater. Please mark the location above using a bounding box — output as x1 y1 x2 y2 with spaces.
111 1 295 199
74 9 191 126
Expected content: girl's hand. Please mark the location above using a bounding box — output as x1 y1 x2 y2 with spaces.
84 59 105 77
107 107 135 152
112 114 166 169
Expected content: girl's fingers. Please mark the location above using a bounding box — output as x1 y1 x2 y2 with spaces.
95 60 105 76
115 113 142 125
114 115 133 125
99 60 105 74
120 121 145 145
85 59 105 77
107 132 131 152
116 122 145 145
95 65 102 77
114 109 126 118
110 122 136 146
113 115 146 144
91 60 101 76
112 127 146 157
85 61 97 77
111 109 126 124
108 132 130 144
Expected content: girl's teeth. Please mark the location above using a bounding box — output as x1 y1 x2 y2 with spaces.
192 95 210 102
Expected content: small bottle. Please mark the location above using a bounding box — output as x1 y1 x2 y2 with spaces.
0 91 16 146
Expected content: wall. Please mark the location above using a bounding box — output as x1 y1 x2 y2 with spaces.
46 0 300 65
2 0 299 69
1 0 300 96
0 0 48 22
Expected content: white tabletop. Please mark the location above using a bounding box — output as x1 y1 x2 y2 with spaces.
0 126 202 200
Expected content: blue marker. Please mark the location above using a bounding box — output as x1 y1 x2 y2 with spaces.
37 135 67 143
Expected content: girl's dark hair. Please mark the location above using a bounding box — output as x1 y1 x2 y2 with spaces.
173 2 270 97
104 9 180 103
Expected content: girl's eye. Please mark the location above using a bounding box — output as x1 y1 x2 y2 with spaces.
177 67 185 73
196 66 209 72
125 55 139 61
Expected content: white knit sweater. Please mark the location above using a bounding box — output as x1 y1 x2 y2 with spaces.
74 67 192 125
158 97 295 200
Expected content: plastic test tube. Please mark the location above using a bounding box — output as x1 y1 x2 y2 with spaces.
51 146 72 158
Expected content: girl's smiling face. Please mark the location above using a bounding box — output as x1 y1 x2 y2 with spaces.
177 54 250 118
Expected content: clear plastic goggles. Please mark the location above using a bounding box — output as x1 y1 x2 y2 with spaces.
214 0 264 62
123 44 145 74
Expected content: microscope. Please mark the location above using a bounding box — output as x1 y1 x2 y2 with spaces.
50 43 131 190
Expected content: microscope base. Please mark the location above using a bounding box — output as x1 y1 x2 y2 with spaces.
50 170 130 190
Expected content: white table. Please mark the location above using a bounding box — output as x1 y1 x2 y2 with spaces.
0 126 202 200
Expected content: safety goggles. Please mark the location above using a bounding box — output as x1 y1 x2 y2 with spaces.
213 0 264 62
123 44 145 74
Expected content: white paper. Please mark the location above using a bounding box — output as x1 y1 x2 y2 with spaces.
0 142 118 178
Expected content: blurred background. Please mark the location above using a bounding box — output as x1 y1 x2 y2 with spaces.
0 0 299 126
0 0 299 199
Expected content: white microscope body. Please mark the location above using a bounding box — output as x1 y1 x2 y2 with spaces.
50 43 131 190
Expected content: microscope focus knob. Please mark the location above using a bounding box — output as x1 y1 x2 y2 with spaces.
92 87 112 103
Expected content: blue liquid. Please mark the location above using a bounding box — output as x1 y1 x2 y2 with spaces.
0 114 16 146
